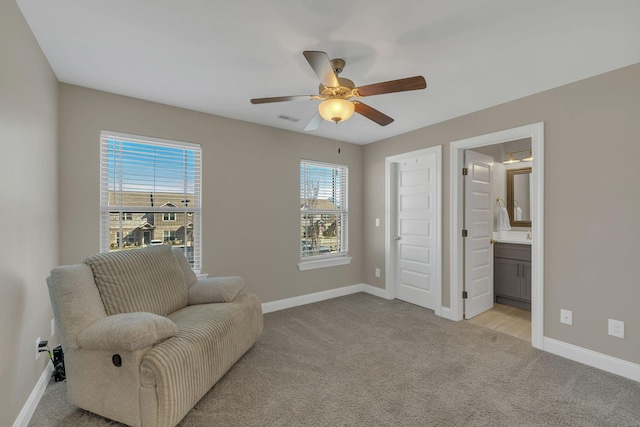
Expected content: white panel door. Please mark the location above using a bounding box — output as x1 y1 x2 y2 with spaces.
394 155 437 310
464 150 494 319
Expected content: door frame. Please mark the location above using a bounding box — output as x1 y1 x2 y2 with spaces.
385 145 442 316
449 122 544 349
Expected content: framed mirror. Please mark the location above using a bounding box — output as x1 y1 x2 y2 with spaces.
507 167 531 227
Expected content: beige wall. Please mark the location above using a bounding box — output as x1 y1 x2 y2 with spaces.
363 63 640 364
58 84 364 303
0 0 59 425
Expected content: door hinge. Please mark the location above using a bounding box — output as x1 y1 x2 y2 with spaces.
462 291 468 299
462 167 468 176
462 229 468 237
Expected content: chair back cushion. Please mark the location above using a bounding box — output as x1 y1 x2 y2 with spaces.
172 247 198 287
84 245 188 316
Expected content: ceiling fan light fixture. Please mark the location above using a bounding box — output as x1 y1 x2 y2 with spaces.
318 98 355 123
251 50 427 128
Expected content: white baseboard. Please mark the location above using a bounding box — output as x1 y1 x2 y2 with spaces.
543 337 640 383
262 283 390 314
361 283 394 300
438 306 456 321
13 362 54 427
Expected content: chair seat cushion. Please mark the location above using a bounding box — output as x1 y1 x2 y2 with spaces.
140 292 263 427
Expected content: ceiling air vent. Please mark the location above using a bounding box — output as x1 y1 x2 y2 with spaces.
278 115 300 123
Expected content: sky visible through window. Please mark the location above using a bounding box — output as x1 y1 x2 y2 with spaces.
108 139 196 194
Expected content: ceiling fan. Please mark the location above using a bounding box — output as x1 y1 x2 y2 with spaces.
250 51 427 131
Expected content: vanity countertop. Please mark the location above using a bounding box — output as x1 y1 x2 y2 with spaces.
495 238 531 245
493 231 532 245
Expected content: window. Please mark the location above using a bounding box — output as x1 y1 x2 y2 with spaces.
100 131 201 269
299 160 350 270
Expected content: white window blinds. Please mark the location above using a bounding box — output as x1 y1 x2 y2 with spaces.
100 131 202 269
300 159 348 259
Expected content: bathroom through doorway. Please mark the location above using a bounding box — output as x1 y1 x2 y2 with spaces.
449 123 544 349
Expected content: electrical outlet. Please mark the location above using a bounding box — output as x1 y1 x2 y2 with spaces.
36 337 41 360
375 218 380 227
51 318 55 337
560 309 572 325
375 268 381 278
608 319 624 338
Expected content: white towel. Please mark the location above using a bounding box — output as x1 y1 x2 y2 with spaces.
497 207 511 231
514 206 523 221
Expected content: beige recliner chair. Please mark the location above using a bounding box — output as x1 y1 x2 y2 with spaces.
47 245 263 427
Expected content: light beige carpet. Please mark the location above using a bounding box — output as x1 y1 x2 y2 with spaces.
29 293 640 426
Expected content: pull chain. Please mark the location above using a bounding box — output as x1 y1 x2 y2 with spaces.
335 122 341 154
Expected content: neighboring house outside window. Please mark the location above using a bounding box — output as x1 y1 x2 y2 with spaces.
299 159 351 271
100 131 202 269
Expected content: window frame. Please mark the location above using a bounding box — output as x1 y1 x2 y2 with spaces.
163 230 177 242
99 131 202 270
298 159 351 271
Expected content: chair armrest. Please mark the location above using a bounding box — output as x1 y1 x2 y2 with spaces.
188 276 244 305
77 312 178 352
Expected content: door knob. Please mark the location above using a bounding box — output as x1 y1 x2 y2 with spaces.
393 236 402 241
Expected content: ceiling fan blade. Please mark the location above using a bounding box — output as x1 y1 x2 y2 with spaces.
354 102 394 126
250 95 315 104
304 112 323 131
303 51 339 88
356 76 427 97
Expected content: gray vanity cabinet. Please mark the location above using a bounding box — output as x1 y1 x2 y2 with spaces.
494 243 531 310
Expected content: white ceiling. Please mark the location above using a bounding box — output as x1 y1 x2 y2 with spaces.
16 0 640 145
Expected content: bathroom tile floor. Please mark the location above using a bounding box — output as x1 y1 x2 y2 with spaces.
467 303 532 341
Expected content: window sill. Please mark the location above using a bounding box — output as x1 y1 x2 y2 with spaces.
297 256 352 271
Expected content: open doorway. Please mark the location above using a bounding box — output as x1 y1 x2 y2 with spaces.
465 139 533 341
450 123 544 349
467 302 532 341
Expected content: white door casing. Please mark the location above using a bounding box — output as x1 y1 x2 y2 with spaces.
463 150 494 319
449 122 544 350
385 146 442 314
